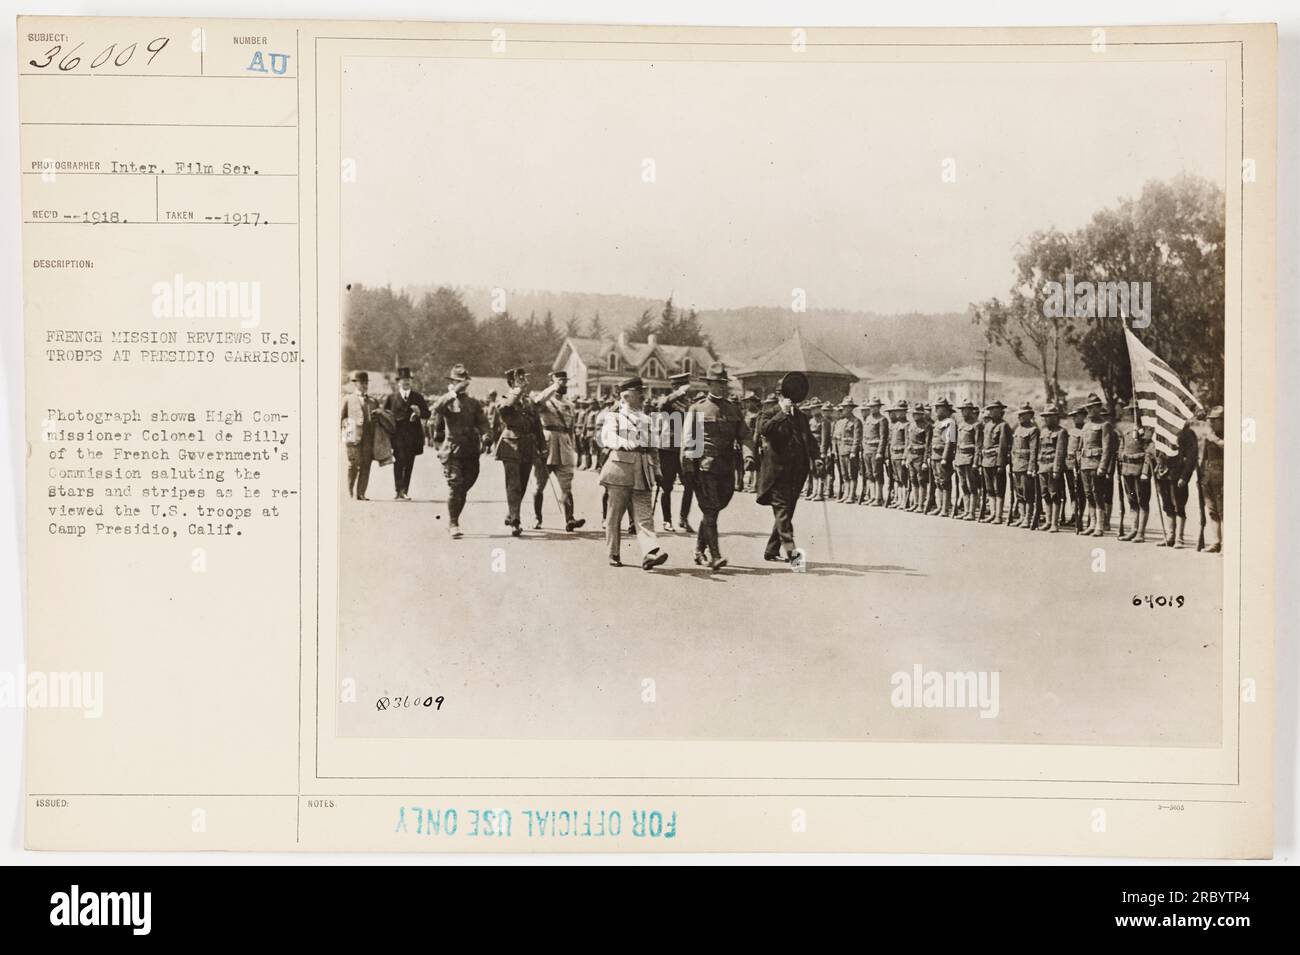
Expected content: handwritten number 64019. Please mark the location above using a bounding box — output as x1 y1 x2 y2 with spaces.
29 37 169 71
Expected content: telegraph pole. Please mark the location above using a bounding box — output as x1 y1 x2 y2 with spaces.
978 348 991 405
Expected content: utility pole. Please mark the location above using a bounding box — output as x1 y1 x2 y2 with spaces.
978 348 991 405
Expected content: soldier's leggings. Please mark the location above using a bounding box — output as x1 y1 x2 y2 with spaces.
1013 470 1036 508
1080 468 1101 510
1155 476 1188 518
693 471 735 558
441 454 481 523
957 463 978 497
1123 473 1152 511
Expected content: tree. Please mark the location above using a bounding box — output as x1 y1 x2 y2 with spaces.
564 313 581 338
629 308 656 341
1068 174 1224 405
587 311 606 340
969 230 1078 404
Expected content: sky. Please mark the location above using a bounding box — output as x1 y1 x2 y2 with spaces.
341 55 1226 315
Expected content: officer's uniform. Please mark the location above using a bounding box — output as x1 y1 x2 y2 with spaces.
681 364 754 568
340 374 378 500
431 366 490 534
654 375 697 531
533 375 586 531
493 369 545 533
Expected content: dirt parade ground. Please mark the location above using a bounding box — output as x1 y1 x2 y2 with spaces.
337 457 1222 746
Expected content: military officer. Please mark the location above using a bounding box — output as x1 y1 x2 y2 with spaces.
1199 406 1224 553
653 370 698 534
831 395 862 503
978 400 1011 524
1035 403 1069 533
598 377 668 570
531 370 587 532
340 371 378 501
493 366 545 537
887 399 910 508
680 362 755 571
431 364 490 538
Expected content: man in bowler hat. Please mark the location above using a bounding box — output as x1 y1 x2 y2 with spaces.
757 385 822 562
340 370 378 500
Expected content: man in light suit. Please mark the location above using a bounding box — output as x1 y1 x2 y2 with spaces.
598 376 669 570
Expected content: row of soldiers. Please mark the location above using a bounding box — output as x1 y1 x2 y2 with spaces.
776 392 1224 551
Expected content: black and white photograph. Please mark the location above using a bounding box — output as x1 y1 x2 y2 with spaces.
336 52 1228 745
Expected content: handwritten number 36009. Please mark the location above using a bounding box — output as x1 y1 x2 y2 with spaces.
29 37 169 71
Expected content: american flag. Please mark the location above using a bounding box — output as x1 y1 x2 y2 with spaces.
1124 327 1202 456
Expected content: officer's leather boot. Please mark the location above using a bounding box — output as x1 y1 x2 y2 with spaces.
1174 516 1186 548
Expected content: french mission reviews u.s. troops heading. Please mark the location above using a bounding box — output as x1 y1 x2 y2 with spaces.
341 352 1227 563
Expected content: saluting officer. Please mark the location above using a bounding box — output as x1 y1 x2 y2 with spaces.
532 370 587 533
431 363 490 538
680 362 755 571
653 370 698 534
493 366 545 537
